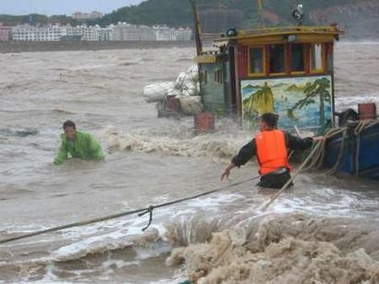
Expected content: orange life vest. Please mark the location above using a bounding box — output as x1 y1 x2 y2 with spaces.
255 130 292 175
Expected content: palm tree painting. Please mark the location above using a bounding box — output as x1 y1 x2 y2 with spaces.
287 77 331 125
242 81 275 120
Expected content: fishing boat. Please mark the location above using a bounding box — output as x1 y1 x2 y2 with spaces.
152 1 379 180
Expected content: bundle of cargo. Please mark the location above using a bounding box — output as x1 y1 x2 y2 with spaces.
142 65 203 117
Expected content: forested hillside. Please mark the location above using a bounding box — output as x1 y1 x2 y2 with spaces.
97 0 379 38
96 0 357 28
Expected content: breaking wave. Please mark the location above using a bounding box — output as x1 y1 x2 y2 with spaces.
99 119 250 162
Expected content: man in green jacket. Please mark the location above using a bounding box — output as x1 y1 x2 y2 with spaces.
54 120 104 165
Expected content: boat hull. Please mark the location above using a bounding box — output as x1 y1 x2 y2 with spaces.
323 122 379 179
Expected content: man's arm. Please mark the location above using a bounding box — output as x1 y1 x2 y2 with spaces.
231 139 257 167
285 132 320 150
87 134 104 160
221 140 256 180
54 139 68 165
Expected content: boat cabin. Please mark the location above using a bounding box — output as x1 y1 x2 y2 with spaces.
196 25 341 132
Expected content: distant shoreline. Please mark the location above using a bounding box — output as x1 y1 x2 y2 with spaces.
0 40 197 53
0 38 376 54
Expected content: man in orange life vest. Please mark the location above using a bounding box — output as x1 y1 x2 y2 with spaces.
221 113 323 189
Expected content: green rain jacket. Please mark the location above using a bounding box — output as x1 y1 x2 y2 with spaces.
54 130 104 165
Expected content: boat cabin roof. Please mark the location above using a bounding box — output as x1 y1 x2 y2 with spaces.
213 25 341 46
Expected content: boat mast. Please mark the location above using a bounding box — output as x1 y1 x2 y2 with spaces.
257 0 265 27
189 0 203 55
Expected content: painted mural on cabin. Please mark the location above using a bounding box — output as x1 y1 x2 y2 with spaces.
241 75 332 131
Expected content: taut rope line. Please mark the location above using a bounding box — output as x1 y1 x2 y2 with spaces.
0 175 260 245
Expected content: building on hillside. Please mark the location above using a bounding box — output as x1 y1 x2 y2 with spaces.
112 23 156 41
0 23 11 41
90 11 103 20
72 12 91 21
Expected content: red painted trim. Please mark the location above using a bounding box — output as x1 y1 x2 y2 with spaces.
237 45 248 78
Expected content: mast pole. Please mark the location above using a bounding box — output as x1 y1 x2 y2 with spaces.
189 0 202 55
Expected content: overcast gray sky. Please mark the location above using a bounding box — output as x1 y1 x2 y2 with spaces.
0 0 145 16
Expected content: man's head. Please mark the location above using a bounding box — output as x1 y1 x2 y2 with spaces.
259 113 279 131
63 120 76 141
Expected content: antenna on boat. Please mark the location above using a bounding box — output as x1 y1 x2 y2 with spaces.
189 0 203 56
257 0 265 27
292 0 304 25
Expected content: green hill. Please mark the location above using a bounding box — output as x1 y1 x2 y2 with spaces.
96 0 360 30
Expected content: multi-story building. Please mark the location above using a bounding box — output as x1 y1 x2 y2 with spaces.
64 25 99 41
72 12 90 21
90 11 103 20
112 23 156 41
0 23 11 41
176 27 192 41
9 23 191 42
12 25 62 41
98 25 114 41
154 26 192 41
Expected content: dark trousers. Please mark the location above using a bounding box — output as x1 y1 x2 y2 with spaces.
257 167 292 189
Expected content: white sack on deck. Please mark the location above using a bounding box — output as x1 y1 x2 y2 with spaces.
182 84 199 96
187 65 199 82
174 72 187 89
142 82 174 103
178 96 203 115
167 88 181 97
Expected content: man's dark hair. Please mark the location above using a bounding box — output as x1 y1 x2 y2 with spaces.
63 120 76 130
260 113 279 129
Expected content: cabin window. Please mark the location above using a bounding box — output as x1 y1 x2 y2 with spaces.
249 47 264 74
291 44 305 72
199 70 208 85
269 44 285 74
311 43 323 72
214 68 223 84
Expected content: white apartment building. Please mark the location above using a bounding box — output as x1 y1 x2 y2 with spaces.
10 24 191 42
98 25 114 41
12 25 100 41
12 25 62 41
176 27 192 41
112 23 156 41
65 25 99 41
154 25 192 41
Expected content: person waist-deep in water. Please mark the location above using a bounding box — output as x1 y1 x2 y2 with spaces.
54 120 104 165
221 113 323 189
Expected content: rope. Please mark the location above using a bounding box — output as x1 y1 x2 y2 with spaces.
324 128 347 176
259 141 323 211
299 127 347 173
0 175 260 245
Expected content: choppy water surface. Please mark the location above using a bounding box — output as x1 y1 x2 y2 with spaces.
1 42 379 283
